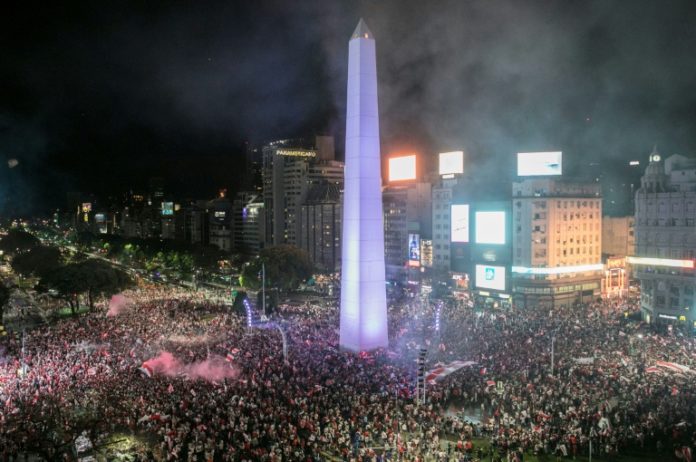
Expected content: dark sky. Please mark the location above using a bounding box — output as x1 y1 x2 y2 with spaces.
1 0 696 215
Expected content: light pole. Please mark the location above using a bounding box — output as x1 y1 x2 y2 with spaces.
550 335 556 377
261 262 266 319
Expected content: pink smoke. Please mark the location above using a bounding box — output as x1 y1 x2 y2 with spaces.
107 294 133 317
142 351 238 382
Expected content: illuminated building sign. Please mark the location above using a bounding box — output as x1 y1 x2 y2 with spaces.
388 155 416 182
512 263 604 275
451 204 469 243
81 202 92 213
161 202 174 216
276 149 316 157
517 151 562 176
214 211 227 219
475 264 506 291
475 211 505 245
439 151 464 176
629 160 640 166
408 233 420 267
626 257 694 269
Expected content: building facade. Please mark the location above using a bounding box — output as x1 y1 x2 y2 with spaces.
300 183 342 272
512 178 603 308
632 151 696 328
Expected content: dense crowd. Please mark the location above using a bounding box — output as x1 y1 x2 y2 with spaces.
0 284 694 461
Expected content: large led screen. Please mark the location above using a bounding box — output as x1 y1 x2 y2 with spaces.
517 151 562 176
451 204 470 243
475 211 505 244
161 202 174 216
388 155 416 182
475 264 506 291
408 233 420 266
439 151 464 176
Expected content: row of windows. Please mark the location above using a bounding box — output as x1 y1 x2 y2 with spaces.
636 218 696 227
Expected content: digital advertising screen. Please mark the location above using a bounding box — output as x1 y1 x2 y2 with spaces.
517 151 562 176
451 204 470 243
81 202 92 213
439 151 464 176
388 155 417 182
161 202 174 216
475 264 506 291
475 211 506 245
214 211 227 219
408 233 420 266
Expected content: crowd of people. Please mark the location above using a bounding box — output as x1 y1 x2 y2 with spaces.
0 282 694 461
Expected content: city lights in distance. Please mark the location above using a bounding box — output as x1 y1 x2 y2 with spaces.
439 151 464 176
388 155 416 182
451 204 469 243
475 211 505 245
517 151 562 176
629 160 640 166
512 263 604 275
475 264 506 291
626 256 694 269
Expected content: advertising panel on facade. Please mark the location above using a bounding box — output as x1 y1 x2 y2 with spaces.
388 155 417 182
517 151 562 176
408 233 420 267
475 211 506 245
161 202 174 216
475 264 506 291
451 204 470 243
439 151 464 176
81 202 92 213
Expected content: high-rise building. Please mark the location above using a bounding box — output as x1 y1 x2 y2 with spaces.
632 150 696 327
383 182 432 279
232 192 265 255
300 183 342 272
208 194 233 252
602 216 635 258
261 137 340 247
340 19 389 351
512 178 603 308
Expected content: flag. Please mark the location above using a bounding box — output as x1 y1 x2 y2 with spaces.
225 353 234 363
486 380 496 387
139 364 153 378
167 383 174 394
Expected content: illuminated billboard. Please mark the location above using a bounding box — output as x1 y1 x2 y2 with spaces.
517 151 562 176
214 211 227 219
451 204 469 243
81 202 92 213
475 264 506 291
388 155 416 182
439 151 464 176
161 202 174 216
408 233 420 267
475 211 505 245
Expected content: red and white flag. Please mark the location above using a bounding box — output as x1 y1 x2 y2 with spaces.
139 364 153 378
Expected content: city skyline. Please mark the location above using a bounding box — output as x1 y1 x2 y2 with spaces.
2 0 696 216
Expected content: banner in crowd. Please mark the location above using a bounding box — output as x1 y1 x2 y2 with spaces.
425 360 477 384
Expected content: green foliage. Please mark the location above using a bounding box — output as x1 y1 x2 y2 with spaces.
0 228 40 255
11 245 63 279
241 245 314 292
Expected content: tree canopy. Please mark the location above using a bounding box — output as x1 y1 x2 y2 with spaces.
0 281 10 324
11 245 63 279
241 245 313 292
0 229 40 255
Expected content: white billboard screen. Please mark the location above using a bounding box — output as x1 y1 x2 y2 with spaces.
451 204 469 243
439 151 464 176
475 211 506 244
389 155 416 182
517 151 562 176
475 264 506 291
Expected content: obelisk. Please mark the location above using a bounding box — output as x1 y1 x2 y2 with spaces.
340 19 389 351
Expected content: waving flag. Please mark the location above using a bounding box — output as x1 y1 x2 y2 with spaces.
425 360 477 384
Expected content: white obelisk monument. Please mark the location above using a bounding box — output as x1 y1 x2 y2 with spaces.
340 19 389 351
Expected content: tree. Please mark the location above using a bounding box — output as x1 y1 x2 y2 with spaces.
11 245 62 279
76 259 133 310
41 263 87 315
0 228 40 255
241 245 314 293
0 281 10 324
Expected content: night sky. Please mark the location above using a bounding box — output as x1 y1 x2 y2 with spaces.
2 0 696 215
